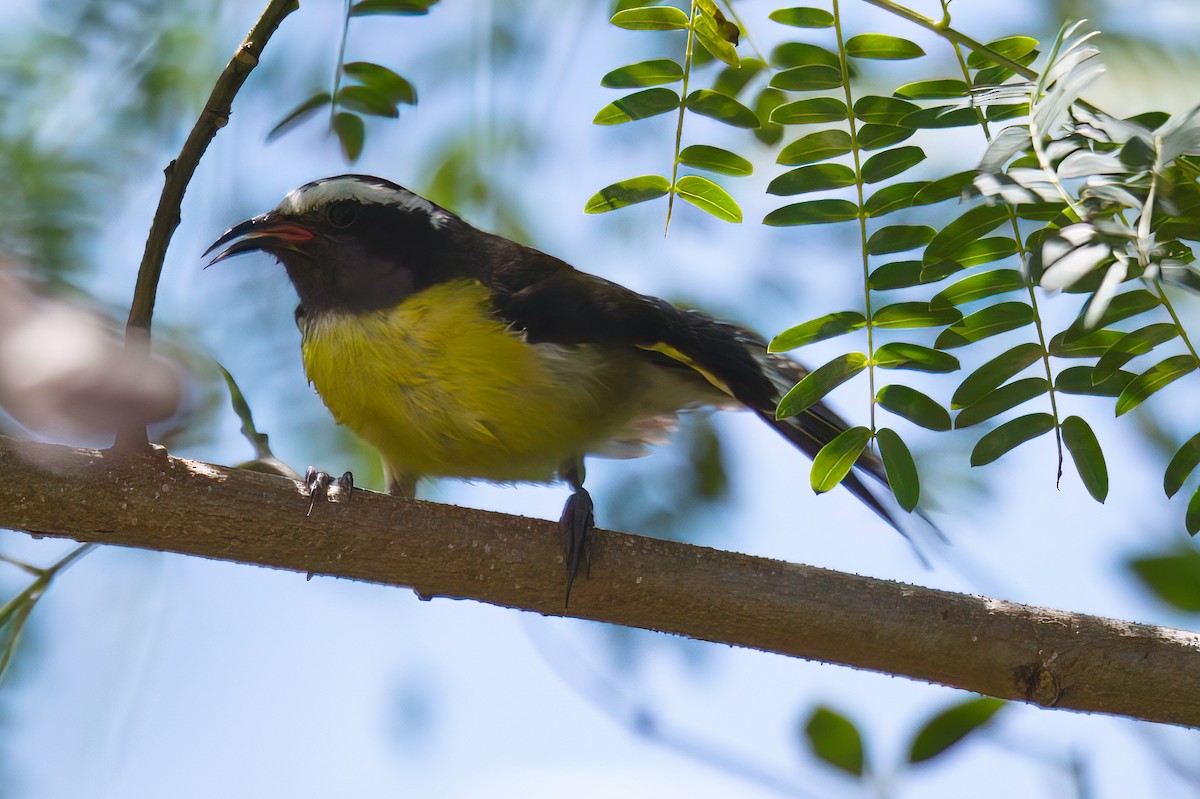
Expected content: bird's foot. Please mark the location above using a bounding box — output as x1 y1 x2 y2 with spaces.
303 467 354 516
559 485 594 608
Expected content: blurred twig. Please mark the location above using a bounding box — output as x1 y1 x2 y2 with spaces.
118 0 299 448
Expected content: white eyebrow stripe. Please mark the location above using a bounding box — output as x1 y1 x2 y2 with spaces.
276 177 446 226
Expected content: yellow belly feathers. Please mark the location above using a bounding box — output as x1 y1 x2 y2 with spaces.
300 279 669 488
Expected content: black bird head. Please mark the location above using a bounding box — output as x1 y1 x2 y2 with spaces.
206 175 487 314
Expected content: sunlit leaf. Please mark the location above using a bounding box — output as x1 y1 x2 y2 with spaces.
930 270 1025 309
678 144 753 176
804 706 865 776
866 225 936 255
877 428 919 510
967 36 1039 70
909 698 1006 764
811 427 873 494
874 342 960 373
601 58 685 88
675 175 742 222
954 378 1048 428
770 97 848 125
693 12 740 67
925 204 1011 262
770 312 867 351
872 302 960 329
593 88 680 124
877 385 951 430
764 199 859 226
952 343 1044 408
952 237 1019 267
770 65 843 91
778 130 853 165
970 413 1056 466
769 6 835 27
686 90 759 128
937 302 1034 349
610 5 691 30
894 79 969 100
1048 328 1123 358
1166 432 1200 499
777 352 868 418
1094 323 1179 383
869 260 925 290
1063 415 1108 502
772 41 841 69
767 164 856 195
846 33 925 60
914 171 976 205
585 175 670 213
1115 355 1196 416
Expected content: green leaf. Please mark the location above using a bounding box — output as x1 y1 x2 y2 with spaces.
764 199 859 226
343 62 416 105
919 259 964 283
678 144 753 176
674 175 742 222
593 88 680 124
869 260 925 290
811 427 873 494
770 312 866 351
1048 328 1123 358
335 85 399 117
954 378 1048 428
770 65 844 91
914 171 976 204
970 413 1056 466
1062 415 1108 502
804 706 865 776
693 12 740 67
778 130 853 165
349 0 437 15
1055 365 1135 397
937 302 1034 349
931 270 1025 309
877 385 951 430
268 91 333 141
601 58 684 88
770 97 848 125
866 225 936 255
713 58 765 97
777 352 868 418
864 181 930 217
952 343 1044 408
767 164 856 195
1115 354 1197 416
876 428 919 511
772 42 841 69
610 6 691 30
924 204 1012 263
853 95 920 125
1131 547 1200 609
874 342 960 373
768 6 835 27
585 175 671 213
894 79 969 100
952 236 1019 267
1166 432 1200 498
1192 489 1200 536
1094 323 1179 383
861 146 926 183
902 106 980 129
857 124 915 150
332 112 365 161
872 302 961 329
685 90 759 128
845 33 925 60
909 698 1006 764
753 87 787 145
967 36 1039 70
1081 289 1161 331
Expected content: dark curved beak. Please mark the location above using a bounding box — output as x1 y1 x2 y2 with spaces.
204 213 315 266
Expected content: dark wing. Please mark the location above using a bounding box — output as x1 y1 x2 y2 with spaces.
480 238 901 530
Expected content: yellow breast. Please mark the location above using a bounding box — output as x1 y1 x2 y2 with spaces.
299 279 644 487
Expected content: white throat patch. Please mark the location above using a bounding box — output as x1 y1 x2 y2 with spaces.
277 176 448 227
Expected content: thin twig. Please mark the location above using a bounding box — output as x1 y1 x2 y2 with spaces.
118 0 299 448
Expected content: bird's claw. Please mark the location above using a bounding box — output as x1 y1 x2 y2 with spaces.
559 486 594 607
304 467 354 516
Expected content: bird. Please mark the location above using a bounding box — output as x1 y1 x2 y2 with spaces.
206 174 903 601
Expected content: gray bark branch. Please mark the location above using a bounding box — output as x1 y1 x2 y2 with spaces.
1 437 1197 728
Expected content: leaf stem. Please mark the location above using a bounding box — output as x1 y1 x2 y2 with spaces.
667 0 699 234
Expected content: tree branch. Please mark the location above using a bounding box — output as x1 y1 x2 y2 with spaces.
1 436 1197 728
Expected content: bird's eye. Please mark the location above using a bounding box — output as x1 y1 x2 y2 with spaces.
327 202 357 229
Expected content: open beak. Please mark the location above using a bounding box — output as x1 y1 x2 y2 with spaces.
204 213 315 266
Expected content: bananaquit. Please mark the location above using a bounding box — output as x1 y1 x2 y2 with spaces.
207 174 899 599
